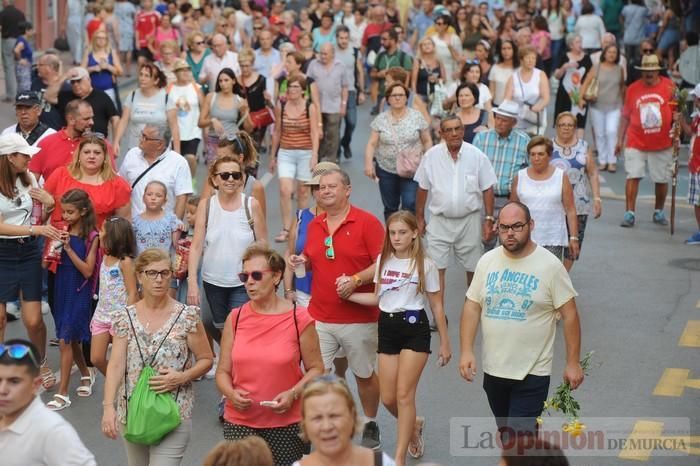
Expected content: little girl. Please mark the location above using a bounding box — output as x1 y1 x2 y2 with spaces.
132 180 182 255
90 216 138 375
13 21 33 92
46 189 100 411
347 211 451 466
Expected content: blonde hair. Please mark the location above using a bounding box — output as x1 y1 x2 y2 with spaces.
159 39 178 53
135 248 172 274
68 135 117 182
238 47 255 64
299 376 362 442
187 31 205 50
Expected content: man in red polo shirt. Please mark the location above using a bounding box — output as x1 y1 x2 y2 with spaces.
616 54 677 228
29 99 115 183
290 168 385 450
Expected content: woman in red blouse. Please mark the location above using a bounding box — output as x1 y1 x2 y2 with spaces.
44 134 131 229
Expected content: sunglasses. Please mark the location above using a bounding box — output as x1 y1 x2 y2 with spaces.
82 131 106 140
217 171 243 181
642 48 654 54
0 343 40 368
465 59 480 65
141 269 173 280
195 40 206 46
324 236 335 260
238 269 272 282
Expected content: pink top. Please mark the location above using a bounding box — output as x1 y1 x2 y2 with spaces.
224 303 314 428
532 30 552 60
154 27 180 60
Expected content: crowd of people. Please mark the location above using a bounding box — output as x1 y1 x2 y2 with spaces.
0 0 698 465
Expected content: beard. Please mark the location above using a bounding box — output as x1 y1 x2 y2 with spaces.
501 235 529 254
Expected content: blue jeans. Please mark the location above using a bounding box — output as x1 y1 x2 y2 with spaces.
375 163 418 221
340 90 357 149
550 39 565 74
203 282 249 330
483 372 550 440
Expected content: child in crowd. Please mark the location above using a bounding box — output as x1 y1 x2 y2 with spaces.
681 83 700 245
132 180 182 255
347 210 451 466
89 216 138 375
13 21 34 93
46 189 100 411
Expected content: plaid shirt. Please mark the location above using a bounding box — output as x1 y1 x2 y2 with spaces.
472 129 530 196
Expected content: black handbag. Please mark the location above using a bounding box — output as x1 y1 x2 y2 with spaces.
54 36 69 52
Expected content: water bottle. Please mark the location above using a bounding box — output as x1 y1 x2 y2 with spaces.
31 200 42 225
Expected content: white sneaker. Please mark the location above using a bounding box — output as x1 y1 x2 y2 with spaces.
6 302 19 320
41 301 51 315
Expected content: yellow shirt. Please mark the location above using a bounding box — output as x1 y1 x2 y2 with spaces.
466 245 577 380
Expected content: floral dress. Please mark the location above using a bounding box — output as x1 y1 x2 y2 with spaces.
370 108 428 176
112 303 200 424
132 211 181 255
551 138 592 216
91 259 128 332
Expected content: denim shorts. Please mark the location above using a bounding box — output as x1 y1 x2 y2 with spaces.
378 309 431 354
0 237 42 303
203 281 249 328
277 148 313 181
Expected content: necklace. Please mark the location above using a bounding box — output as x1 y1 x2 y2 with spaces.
556 138 576 157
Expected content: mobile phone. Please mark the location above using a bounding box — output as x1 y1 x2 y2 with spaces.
260 401 279 408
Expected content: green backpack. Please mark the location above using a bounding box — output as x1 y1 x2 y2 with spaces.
123 305 187 445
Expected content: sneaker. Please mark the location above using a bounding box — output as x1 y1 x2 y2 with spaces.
686 231 700 245
361 420 382 450
652 210 669 226
5 302 19 321
49 338 60 346
620 211 635 228
41 301 51 315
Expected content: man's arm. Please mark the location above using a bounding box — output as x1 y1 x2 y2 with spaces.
174 193 188 220
459 298 482 382
416 187 428 235
559 298 584 389
44 73 70 105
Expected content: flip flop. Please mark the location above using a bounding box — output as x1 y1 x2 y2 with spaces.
408 416 425 459
274 229 289 243
76 369 95 397
46 394 71 411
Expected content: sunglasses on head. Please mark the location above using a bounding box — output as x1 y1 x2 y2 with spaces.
82 131 106 140
217 171 243 181
238 269 272 282
0 343 40 368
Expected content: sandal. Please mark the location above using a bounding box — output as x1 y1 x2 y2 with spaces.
46 394 71 411
408 416 425 459
76 369 95 397
40 363 56 390
274 228 289 243
607 164 617 173
598 164 607 171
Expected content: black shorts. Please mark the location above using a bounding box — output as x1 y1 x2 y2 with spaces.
180 138 200 156
378 309 431 354
0 237 42 303
137 47 154 62
565 214 588 261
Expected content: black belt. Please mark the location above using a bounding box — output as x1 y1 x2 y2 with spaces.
0 236 37 244
495 194 510 199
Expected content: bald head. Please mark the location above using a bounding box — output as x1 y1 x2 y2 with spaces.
319 43 335 64
211 34 228 57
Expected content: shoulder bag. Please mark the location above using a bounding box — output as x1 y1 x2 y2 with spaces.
396 145 423 179
123 304 188 445
583 64 600 102
242 82 274 129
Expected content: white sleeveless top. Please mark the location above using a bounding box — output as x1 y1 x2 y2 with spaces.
516 167 568 247
512 68 547 130
202 193 255 287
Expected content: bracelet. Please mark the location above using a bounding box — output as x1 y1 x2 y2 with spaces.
102 401 114 406
484 215 495 222
569 236 579 241
352 274 362 286
284 288 294 293
290 387 299 400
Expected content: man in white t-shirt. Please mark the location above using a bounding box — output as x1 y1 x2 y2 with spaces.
414 114 497 305
459 201 584 438
118 124 193 220
0 339 96 465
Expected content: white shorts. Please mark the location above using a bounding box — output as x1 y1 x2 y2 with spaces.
426 211 483 271
624 147 673 183
277 148 313 181
316 321 378 379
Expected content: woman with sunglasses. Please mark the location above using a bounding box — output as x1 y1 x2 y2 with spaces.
411 37 445 105
184 32 212 92
0 134 62 391
81 27 123 110
295 374 397 466
113 62 181 157
187 155 267 344
426 14 462 84
102 248 213 463
216 243 323 466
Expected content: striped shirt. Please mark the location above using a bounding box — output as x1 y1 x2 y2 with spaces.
472 129 530 197
280 101 313 150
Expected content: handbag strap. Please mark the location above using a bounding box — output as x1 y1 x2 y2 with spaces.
148 304 187 367
131 157 164 189
233 302 301 364
516 70 535 106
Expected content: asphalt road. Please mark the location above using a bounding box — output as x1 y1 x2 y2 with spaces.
3 86 700 466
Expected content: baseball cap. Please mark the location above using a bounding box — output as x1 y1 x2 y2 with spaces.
0 133 41 157
305 162 341 186
68 67 90 82
15 91 41 107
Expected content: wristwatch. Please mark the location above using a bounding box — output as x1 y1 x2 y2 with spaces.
484 215 495 222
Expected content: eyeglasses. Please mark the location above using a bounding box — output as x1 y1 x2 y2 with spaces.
324 236 335 260
0 343 40 368
498 222 528 233
141 269 173 280
442 126 463 133
238 269 272 282
557 122 575 128
217 171 243 181
642 48 654 54
287 84 303 89
389 93 406 98
195 41 206 46
435 21 446 26
140 132 162 142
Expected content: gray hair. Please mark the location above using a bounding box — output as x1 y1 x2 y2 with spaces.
566 33 582 49
39 53 61 72
320 168 351 186
439 113 462 129
146 124 172 146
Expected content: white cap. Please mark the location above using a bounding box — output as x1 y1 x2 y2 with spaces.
0 133 40 157
690 83 700 97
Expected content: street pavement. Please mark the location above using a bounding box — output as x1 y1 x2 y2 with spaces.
2 75 700 465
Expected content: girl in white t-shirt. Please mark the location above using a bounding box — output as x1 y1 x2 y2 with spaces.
347 211 450 466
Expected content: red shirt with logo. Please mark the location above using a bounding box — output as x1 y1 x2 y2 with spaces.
304 206 384 324
136 10 160 48
622 76 676 151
